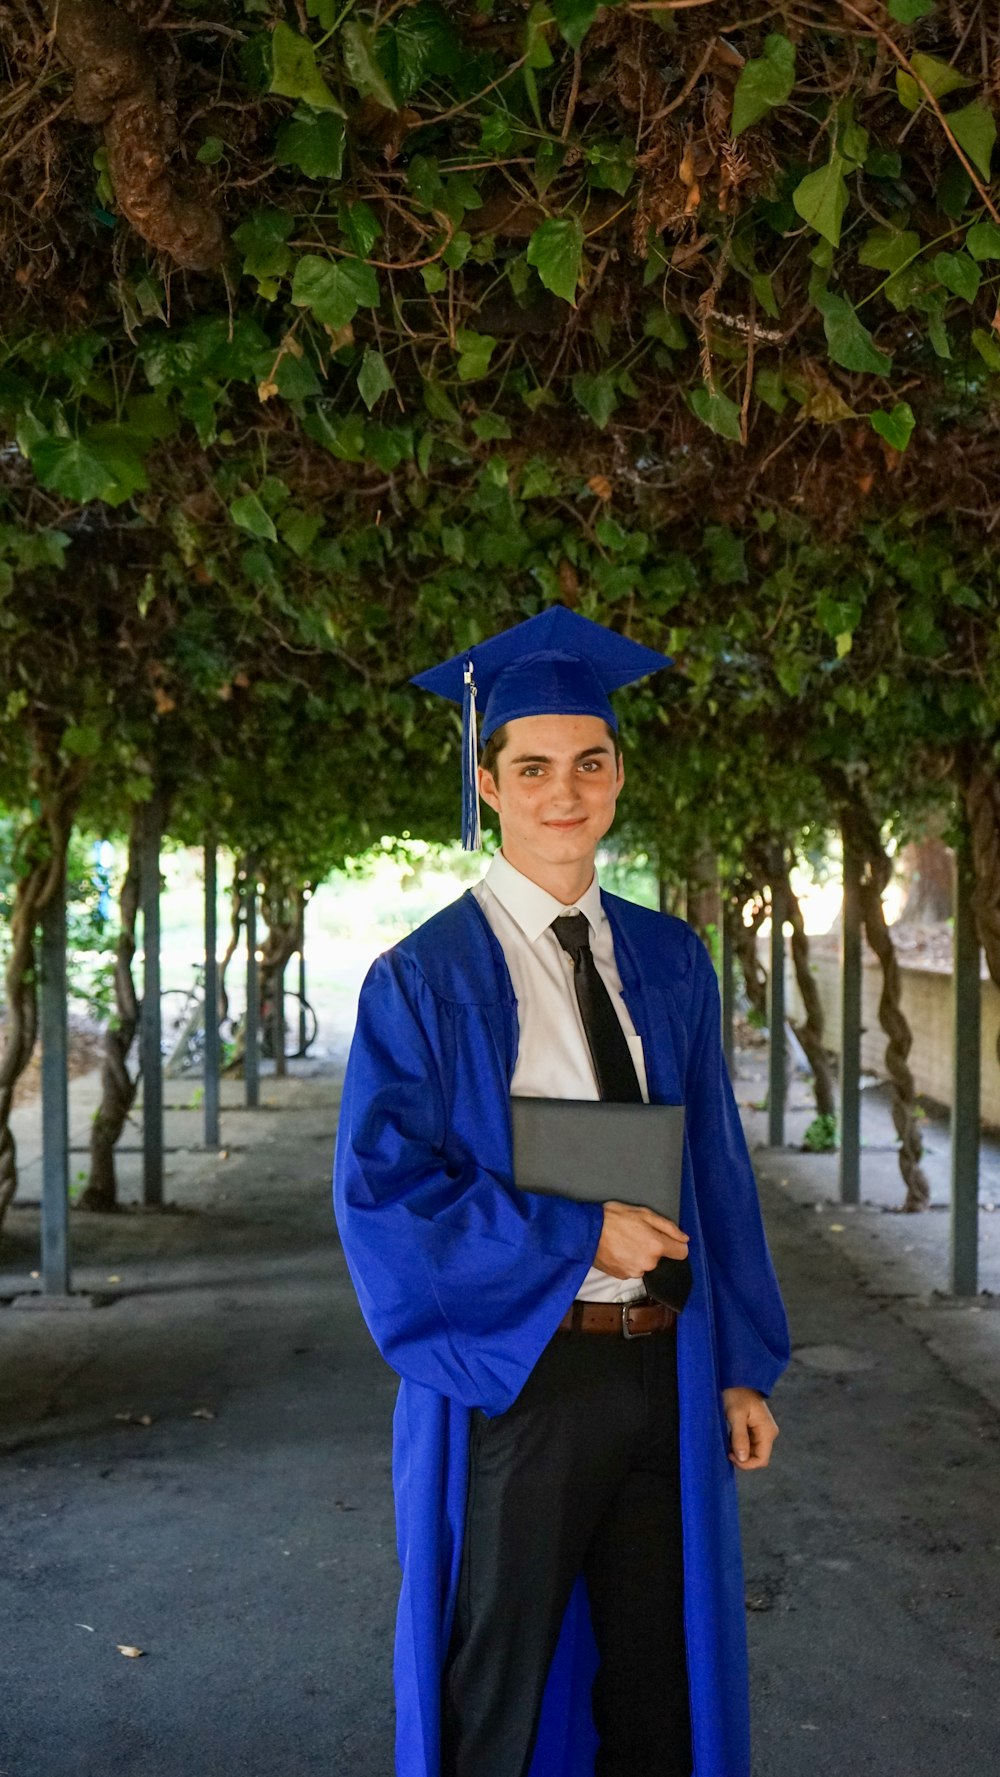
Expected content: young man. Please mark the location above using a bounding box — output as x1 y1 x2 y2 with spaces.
334 607 790 1777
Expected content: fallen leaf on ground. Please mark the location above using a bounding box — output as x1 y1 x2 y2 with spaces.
191 1407 215 1420
106 1275 121 1283
117 1645 145 1658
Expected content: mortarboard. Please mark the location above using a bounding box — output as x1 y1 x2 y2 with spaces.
411 606 672 850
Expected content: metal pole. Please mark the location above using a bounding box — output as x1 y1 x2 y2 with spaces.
840 831 862 1206
245 865 259 1109
951 821 981 1296
140 793 164 1207
274 956 286 1078
203 839 220 1148
298 896 307 1057
721 906 735 1080
40 865 70 1295
767 877 786 1147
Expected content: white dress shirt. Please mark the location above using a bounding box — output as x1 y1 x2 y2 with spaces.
471 850 647 1304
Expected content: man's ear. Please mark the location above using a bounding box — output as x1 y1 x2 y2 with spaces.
613 754 625 799
478 764 501 815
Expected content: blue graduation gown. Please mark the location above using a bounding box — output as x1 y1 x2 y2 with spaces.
333 888 790 1777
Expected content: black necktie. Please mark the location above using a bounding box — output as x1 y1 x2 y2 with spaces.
551 913 692 1312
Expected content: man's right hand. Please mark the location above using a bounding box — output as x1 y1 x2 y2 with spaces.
594 1201 690 1279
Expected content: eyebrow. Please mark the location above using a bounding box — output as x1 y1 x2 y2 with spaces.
507 746 614 765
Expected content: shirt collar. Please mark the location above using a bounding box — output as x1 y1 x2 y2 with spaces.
480 850 603 945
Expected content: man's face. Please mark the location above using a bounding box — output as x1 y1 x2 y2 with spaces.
478 713 625 876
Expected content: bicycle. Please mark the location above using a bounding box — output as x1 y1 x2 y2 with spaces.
160 967 317 1077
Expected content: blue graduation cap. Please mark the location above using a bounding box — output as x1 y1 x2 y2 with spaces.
411 606 672 850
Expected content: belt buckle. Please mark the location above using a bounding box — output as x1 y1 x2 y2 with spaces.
621 1301 654 1340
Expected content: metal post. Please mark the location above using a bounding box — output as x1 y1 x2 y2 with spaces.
721 907 735 1080
840 832 863 1206
40 866 70 1295
245 865 259 1109
203 839 220 1148
140 793 164 1207
298 945 306 1057
951 822 981 1296
768 878 786 1147
274 958 286 1078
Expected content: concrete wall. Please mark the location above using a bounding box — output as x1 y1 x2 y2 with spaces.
778 940 1000 1127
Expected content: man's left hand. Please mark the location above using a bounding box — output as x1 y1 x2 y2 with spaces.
721 1387 779 1470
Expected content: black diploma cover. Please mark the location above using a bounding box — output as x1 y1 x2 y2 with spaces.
510 1098 687 1307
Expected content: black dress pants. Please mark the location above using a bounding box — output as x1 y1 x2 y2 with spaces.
440 1324 692 1777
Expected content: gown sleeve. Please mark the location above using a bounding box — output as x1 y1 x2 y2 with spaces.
333 948 604 1415
684 939 791 1398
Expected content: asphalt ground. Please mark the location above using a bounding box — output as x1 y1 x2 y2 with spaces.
1 1065 999 1776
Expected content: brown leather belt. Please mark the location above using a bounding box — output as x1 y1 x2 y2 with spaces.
557 1299 677 1339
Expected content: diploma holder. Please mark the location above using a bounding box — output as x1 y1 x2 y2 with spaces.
510 1098 688 1309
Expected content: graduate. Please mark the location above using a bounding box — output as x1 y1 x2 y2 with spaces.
333 606 791 1777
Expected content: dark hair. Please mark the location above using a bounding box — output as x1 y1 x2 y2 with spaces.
480 720 620 783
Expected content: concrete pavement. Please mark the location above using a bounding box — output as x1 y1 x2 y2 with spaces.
1 1059 998 1775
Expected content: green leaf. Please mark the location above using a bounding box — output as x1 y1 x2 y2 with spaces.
380 3 461 102
533 140 566 196
342 20 398 111
932 250 981 302
971 327 1000 371
792 154 849 247
526 216 585 305
552 0 600 50
947 100 997 180
274 107 345 179
230 493 277 541
357 347 395 409
895 52 973 112
306 0 337 28
454 329 497 381
966 219 1000 259
644 307 688 350
865 145 902 179
471 413 512 441
422 379 461 424
30 433 146 505
233 209 295 285
857 226 920 272
571 371 618 429
731 33 796 135
279 507 324 557
196 136 225 165
270 23 344 114
687 385 743 440
291 255 379 327
584 140 634 196
338 199 382 258
869 401 915 451
888 0 935 19
817 290 892 374
754 367 787 413
303 407 367 459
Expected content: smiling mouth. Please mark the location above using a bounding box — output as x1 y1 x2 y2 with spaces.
544 818 587 829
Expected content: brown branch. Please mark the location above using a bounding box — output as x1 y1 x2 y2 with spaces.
54 0 226 270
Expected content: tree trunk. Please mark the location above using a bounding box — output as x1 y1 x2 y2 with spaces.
732 886 769 1021
0 752 85 1234
777 855 837 1122
839 790 930 1212
963 755 1000 1070
685 846 721 952
896 835 954 926
78 809 142 1211
259 876 306 1076
217 858 245 1030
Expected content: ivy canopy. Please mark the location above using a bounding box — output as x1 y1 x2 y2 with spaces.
1 0 1000 879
